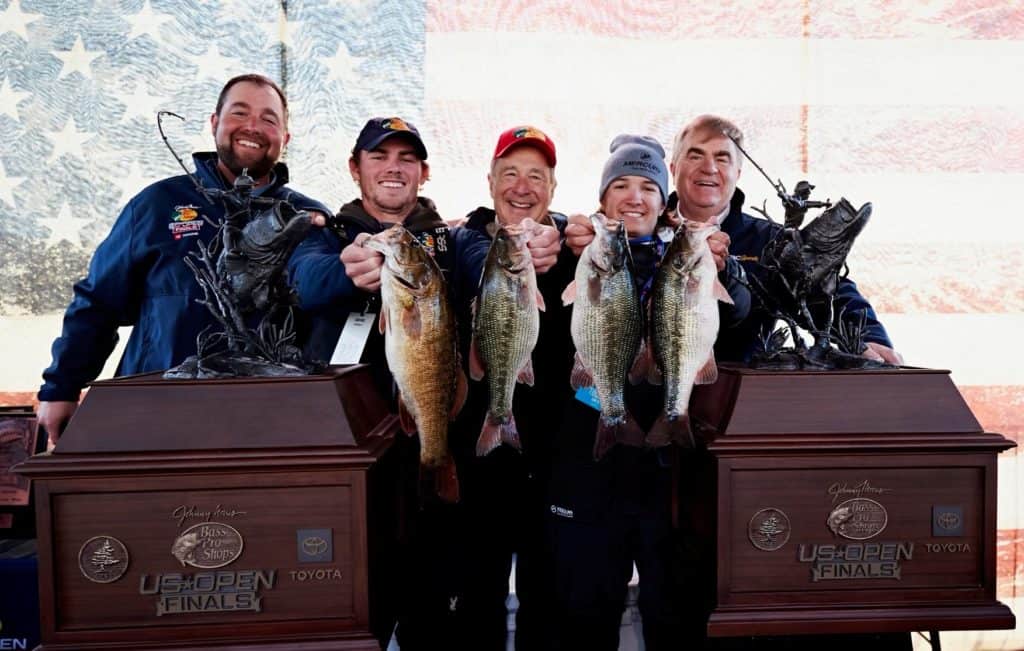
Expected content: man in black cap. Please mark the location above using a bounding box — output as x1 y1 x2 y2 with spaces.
288 117 490 650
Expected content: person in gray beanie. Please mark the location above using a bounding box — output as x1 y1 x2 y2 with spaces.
544 133 702 651
599 134 670 205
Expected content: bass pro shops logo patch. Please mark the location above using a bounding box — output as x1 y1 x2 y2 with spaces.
168 205 204 240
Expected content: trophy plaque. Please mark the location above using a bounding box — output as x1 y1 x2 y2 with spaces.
690 365 1016 637
16 365 406 650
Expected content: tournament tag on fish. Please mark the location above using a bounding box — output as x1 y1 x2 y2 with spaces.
574 386 601 412
330 311 375 365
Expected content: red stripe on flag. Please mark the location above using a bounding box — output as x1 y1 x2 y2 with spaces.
960 386 1024 447
428 0 1023 39
997 528 1023 598
809 106 1024 173
0 392 37 409
851 244 1024 314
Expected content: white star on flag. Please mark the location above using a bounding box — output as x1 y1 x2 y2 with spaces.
0 0 42 40
320 41 363 88
0 77 30 121
47 118 94 163
38 201 88 247
55 36 102 80
126 0 174 42
260 12 304 50
119 82 168 122
0 162 26 208
198 44 241 83
114 160 155 202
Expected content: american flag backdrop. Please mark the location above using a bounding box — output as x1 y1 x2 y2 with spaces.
0 1 1021 648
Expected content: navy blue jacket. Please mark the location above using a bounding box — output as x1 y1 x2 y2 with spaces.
39 153 329 401
288 197 489 379
711 188 893 362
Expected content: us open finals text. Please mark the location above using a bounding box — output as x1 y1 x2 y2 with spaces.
798 542 914 581
139 570 276 616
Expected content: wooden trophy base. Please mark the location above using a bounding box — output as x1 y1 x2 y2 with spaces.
17 366 407 651
690 365 1016 638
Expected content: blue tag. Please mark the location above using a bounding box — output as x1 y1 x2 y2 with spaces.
574 386 601 411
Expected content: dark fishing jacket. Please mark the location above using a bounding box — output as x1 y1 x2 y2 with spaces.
453 207 577 483
546 234 750 523
287 197 489 396
709 189 893 362
39 153 329 402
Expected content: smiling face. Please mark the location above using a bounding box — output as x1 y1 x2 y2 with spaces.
600 175 664 238
671 128 742 223
488 146 556 226
210 80 290 185
350 137 429 223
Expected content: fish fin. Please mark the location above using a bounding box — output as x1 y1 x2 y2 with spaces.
427 455 460 504
647 412 694 448
535 289 546 312
476 414 521 456
713 278 734 305
469 336 485 381
397 394 417 436
401 303 421 338
587 275 603 304
378 310 387 335
628 338 653 385
570 352 594 390
450 368 468 419
561 280 577 306
695 353 719 385
648 364 663 386
517 357 535 386
593 420 617 460
517 278 533 310
618 410 646 448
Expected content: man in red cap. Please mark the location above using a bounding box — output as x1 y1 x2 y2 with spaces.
449 125 572 650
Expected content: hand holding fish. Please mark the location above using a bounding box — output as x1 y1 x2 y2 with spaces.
528 221 560 273
706 230 731 272
565 213 595 256
341 232 384 292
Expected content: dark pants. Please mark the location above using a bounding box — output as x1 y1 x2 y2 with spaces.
394 445 553 651
547 447 687 651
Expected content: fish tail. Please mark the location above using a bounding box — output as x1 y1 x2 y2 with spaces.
421 454 460 504
647 411 695 449
593 419 617 461
593 412 645 460
476 413 521 456
618 410 646 448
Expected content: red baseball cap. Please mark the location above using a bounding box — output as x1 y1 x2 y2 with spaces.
492 126 557 167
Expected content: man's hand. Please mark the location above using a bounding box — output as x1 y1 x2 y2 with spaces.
308 211 328 227
706 230 731 272
37 400 77 449
862 342 904 366
341 232 384 292
528 223 560 274
565 213 595 257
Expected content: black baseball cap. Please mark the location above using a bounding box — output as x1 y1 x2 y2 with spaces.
352 117 428 160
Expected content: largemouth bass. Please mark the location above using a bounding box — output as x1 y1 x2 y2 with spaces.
562 213 644 460
365 225 467 502
469 221 543 456
648 221 733 448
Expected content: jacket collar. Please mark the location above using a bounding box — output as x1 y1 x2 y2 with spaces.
191 152 291 194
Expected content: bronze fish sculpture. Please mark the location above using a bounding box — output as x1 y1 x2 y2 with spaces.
219 199 312 313
761 198 871 360
648 222 733 448
469 220 543 456
562 213 645 460
365 225 467 502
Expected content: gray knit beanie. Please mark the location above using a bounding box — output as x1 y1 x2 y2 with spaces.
599 134 669 203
